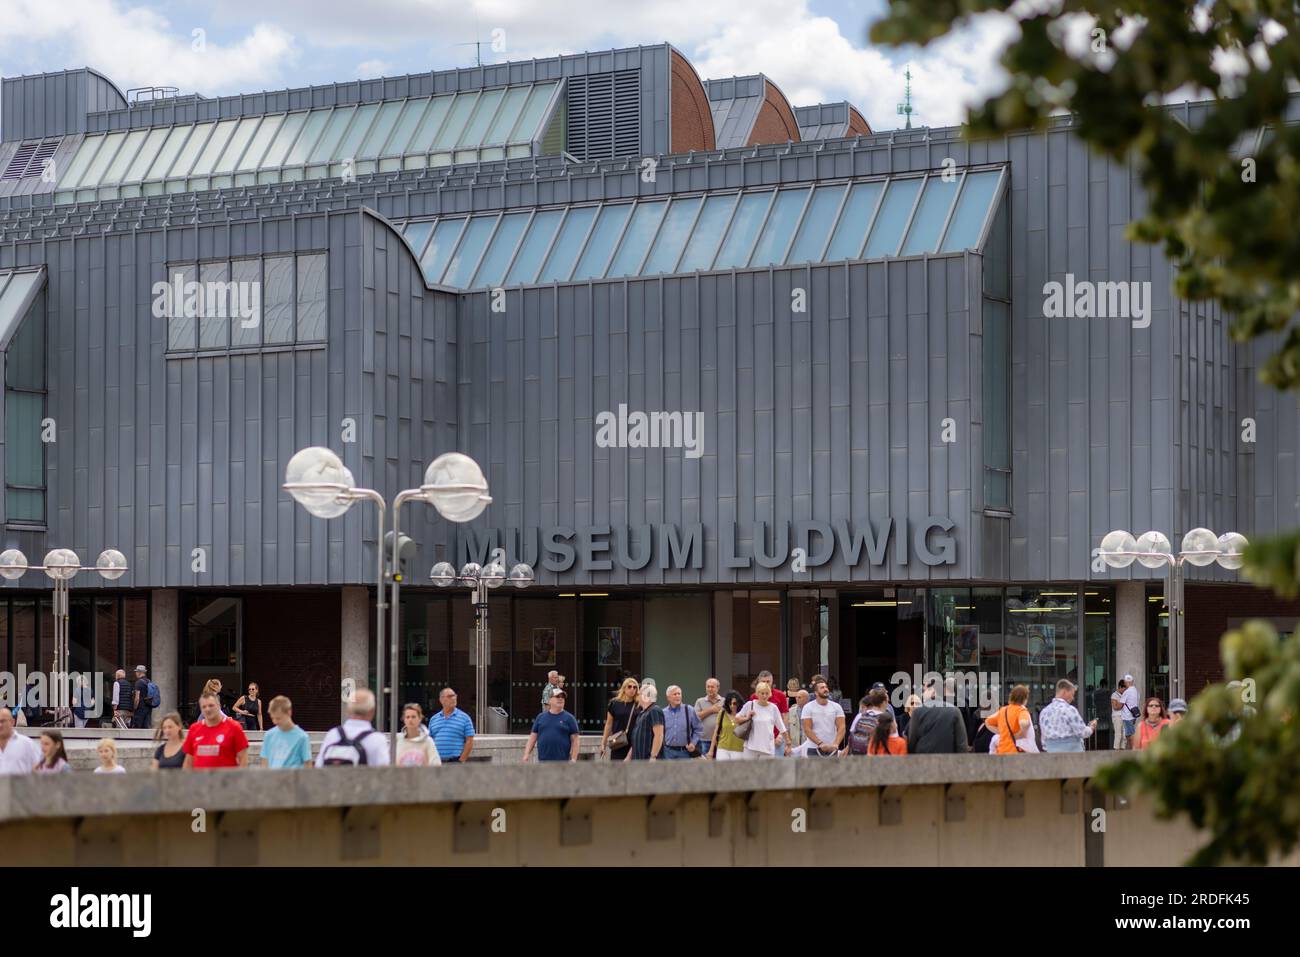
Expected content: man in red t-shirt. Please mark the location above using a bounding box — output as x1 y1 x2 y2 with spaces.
748 670 789 749
183 691 250 769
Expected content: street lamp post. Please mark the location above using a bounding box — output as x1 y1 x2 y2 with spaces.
0 547 129 719
1097 527 1248 701
284 447 388 732
431 552 534 731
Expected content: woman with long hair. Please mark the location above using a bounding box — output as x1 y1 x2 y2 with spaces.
36 729 71 773
396 703 442 766
1134 697 1169 750
867 712 907 755
152 712 187 770
601 676 640 762
707 691 746 761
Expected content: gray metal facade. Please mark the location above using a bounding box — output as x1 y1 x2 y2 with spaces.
1 59 1296 594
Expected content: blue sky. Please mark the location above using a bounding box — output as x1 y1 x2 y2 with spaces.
0 0 1016 130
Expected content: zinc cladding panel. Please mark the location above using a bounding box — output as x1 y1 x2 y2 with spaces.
566 70 641 160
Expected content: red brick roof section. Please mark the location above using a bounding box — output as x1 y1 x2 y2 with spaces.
848 106 872 136
670 48 716 153
748 79 802 146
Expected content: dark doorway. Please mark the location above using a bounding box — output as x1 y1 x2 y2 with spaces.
837 589 924 711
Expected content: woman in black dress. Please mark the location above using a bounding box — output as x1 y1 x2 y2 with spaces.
601 677 640 762
152 713 187 770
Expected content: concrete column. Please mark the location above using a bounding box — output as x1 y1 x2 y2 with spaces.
150 590 179 728
341 585 370 722
1115 581 1146 692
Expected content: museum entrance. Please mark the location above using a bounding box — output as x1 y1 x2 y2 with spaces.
837 588 924 711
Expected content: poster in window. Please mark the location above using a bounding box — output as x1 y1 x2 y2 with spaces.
406 630 429 666
597 627 622 667
1027 624 1056 666
953 624 980 666
531 627 557 667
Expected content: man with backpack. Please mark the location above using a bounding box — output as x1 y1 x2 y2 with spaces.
844 689 892 755
130 665 158 729
317 688 390 767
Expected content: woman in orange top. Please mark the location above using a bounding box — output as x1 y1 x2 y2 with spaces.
867 712 908 755
1134 698 1169 750
986 684 1032 754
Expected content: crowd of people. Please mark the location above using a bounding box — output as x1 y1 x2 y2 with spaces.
0 666 1187 773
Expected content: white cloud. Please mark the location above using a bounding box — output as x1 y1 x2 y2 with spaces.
356 59 395 78
0 0 299 97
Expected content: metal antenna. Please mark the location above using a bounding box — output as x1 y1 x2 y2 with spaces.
456 40 485 67
896 65 918 130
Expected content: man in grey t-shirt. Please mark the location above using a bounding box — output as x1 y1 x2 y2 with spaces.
694 678 724 756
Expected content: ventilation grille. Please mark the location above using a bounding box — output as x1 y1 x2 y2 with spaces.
566 70 640 160
1 137 62 181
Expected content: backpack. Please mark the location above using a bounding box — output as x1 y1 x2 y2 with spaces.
320 725 373 766
146 681 161 709
848 711 880 755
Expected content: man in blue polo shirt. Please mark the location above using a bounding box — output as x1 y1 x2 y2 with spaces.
427 687 475 763
522 688 580 762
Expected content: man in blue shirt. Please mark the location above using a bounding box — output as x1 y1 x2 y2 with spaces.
522 689 580 762
261 695 313 768
661 684 702 759
427 687 475 763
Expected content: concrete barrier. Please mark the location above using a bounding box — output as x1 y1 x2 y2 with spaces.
4 752 1289 866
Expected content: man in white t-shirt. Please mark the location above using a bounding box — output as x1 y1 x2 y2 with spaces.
1119 675 1141 749
0 709 40 775
801 680 845 758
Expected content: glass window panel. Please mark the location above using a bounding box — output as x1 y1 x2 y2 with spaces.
749 187 810 267
238 113 283 171
358 101 404 158
190 119 238 176
123 127 170 183
420 218 467 285
471 212 531 287
4 392 43 486
484 87 530 145
231 259 261 346
103 129 149 184
334 104 378 162
863 178 923 258
712 191 773 270
457 89 505 148
170 122 216 177
5 488 43 523
509 83 558 142
941 170 1002 252
167 264 197 350
606 202 667 278
900 176 959 255
198 261 230 349
571 204 632 280
258 112 304 169
677 194 738 272
407 95 454 152
57 135 105 189
297 253 328 341
383 98 430 156
283 110 329 166
308 107 356 163
442 215 498 287
145 125 194 180
80 131 128 187
263 256 295 343
504 208 564 285
211 117 261 174
824 181 884 261
536 205 597 283
1003 587 1080 714
431 93 479 150
402 220 435 259
641 197 701 275
785 184 847 264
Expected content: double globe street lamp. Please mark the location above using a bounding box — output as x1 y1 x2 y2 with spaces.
284 447 533 758
1097 527 1248 700
0 547 129 718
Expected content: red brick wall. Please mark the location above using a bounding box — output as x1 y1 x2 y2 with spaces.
670 50 715 153
847 106 872 136
242 590 341 731
1184 584 1300 694
748 82 802 146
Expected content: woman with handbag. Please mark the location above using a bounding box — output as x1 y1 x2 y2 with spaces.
707 691 746 761
601 677 640 761
733 681 790 759
985 684 1033 754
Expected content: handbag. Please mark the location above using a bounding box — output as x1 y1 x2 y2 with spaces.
733 707 753 740
607 703 638 750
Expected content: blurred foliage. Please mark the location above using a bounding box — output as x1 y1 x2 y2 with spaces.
869 1 1300 862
